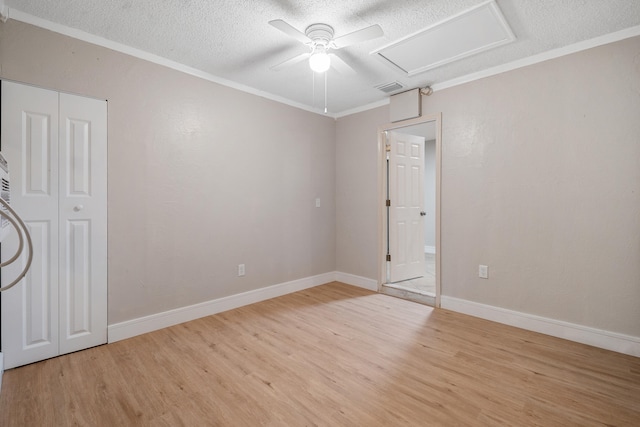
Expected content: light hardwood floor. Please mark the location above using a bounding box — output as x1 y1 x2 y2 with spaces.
1 282 639 426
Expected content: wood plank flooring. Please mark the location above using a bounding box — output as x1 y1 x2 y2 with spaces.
1 282 639 426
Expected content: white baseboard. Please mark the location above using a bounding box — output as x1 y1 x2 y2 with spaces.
424 245 436 254
108 272 336 343
0 352 3 393
441 296 640 358
108 271 381 343
334 272 379 291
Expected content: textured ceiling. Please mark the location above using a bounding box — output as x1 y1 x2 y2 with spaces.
4 0 640 115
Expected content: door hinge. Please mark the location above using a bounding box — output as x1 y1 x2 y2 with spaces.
386 199 391 207
386 254 391 262
385 144 391 152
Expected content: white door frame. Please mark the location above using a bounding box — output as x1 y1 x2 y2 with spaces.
377 113 442 307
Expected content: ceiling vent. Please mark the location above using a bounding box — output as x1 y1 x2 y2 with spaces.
371 0 515 77
375 81 405 93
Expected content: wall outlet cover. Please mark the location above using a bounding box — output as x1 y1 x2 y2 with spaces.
479 265 489 279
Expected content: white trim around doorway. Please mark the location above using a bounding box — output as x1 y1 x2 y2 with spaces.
377 113 442 307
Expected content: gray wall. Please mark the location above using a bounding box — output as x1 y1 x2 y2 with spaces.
0 20 336 324
335 107 388 279
2 18 638 340
336 36 640 337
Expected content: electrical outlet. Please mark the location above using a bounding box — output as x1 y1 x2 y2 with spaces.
238 264 245 277
315 198 321 208
479 265 488 279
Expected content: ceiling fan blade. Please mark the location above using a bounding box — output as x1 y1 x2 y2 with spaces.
332 24 384 49
330 54 357 76
270 52 310 71
269 19 312 44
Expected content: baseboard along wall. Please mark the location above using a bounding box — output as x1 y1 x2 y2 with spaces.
108 272 337 343
107 271 640 358
334 272 379 291
440 296 640 358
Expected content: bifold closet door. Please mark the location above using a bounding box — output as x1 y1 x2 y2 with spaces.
1 82 60 368
1 81 107 369
57 92 107 356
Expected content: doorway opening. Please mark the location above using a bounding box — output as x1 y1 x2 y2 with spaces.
377 114 441 307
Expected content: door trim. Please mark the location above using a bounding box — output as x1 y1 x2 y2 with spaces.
377 113 442 307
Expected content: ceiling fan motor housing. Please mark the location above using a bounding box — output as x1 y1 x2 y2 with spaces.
305 23 334 46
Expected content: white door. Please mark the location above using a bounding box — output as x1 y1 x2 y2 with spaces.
58 92 107 355
1 81 107 369
388 131 426 283
1 83 60 367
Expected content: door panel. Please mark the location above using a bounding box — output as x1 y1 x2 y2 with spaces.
1 81 60 369
67 119 91 195
389 131 426 283
24 112 53 195
23 221 55 348
58 92 107 355
65 219 91 338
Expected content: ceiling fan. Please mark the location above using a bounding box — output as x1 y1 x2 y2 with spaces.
268 19 384 74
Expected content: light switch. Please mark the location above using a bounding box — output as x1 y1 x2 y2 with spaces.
315 198 321 208
479 265 488 279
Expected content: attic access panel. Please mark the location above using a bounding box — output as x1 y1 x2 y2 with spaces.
371 0 515 76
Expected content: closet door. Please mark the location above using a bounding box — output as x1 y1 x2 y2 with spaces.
1 81 107 369
1 81 61 368
58 92 107 355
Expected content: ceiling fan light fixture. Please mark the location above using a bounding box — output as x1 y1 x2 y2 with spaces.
309 46 331 73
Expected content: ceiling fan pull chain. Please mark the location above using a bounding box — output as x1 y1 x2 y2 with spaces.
324 71 328 114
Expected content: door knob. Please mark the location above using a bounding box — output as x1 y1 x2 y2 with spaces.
420 211 426 216
74 205 84 212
